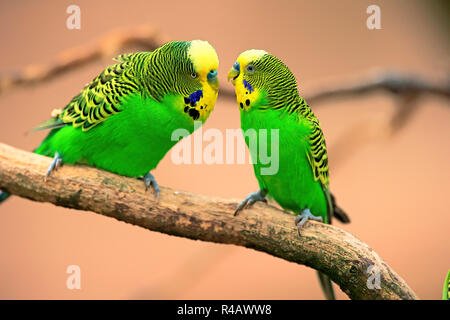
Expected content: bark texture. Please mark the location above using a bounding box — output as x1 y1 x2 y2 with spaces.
0 143 418 300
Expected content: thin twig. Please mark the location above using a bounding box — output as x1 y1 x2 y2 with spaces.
0 25 167 95
304 70 450 104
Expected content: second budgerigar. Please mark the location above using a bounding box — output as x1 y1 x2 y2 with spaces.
228 49 350 300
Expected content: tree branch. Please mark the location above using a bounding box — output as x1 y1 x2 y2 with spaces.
222 70 450 105
0 143 418 300
0 25 167 95
2 21 447 112
304 70 450 104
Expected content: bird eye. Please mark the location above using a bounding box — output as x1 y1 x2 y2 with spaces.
246 65 255 73
190 72 198 79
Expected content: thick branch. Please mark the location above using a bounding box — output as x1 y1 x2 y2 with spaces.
0 143 418 300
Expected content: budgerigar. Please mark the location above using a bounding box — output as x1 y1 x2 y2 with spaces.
0 40 219 203
228 50 350 300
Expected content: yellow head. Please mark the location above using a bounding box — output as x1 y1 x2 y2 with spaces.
188 40 219 90
228 49 299 113
183 40 219 122
227 49 268 111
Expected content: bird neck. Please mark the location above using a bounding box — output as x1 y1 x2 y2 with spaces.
265 90 313 118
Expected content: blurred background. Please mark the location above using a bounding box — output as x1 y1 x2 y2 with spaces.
0 0 448 299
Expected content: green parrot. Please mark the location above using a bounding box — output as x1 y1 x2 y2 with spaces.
227 50 350 300
0 40 219 202
443 270 450 300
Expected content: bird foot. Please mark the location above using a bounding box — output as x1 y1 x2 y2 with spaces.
143 172 160 199
234 190 267 216
44 152 63 181
295 208 323 236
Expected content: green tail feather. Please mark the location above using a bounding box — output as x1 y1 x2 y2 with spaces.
319 190 340 300
443 270 450 300
31 117 66 132
317 271 335 300
0 191 11 204
330 192 350 224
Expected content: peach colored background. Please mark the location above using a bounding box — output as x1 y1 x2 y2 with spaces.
0 0 448 299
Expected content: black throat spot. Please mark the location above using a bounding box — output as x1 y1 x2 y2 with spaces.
183 98 202 120
188 108 200 120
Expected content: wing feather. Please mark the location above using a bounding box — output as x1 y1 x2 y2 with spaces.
303 114 332 223
34 53 143 132
304 117 330 188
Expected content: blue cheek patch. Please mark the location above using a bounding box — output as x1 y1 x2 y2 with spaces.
188 90 203 106
243 80 254 93
207 70 218 80
183 89 204 119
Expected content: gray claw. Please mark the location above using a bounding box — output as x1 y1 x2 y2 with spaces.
45 152 63 178
143 172 160 199
234 190 267 216
295 208 323 236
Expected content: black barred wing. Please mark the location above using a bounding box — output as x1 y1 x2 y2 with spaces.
60 58 141 131
34 53 143 132
304 117 330 188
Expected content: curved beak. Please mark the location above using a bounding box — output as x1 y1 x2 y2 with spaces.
228 61 240 85
227 68 239 85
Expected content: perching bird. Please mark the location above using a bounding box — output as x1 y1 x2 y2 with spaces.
228 50 350 300
0 40 219 203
